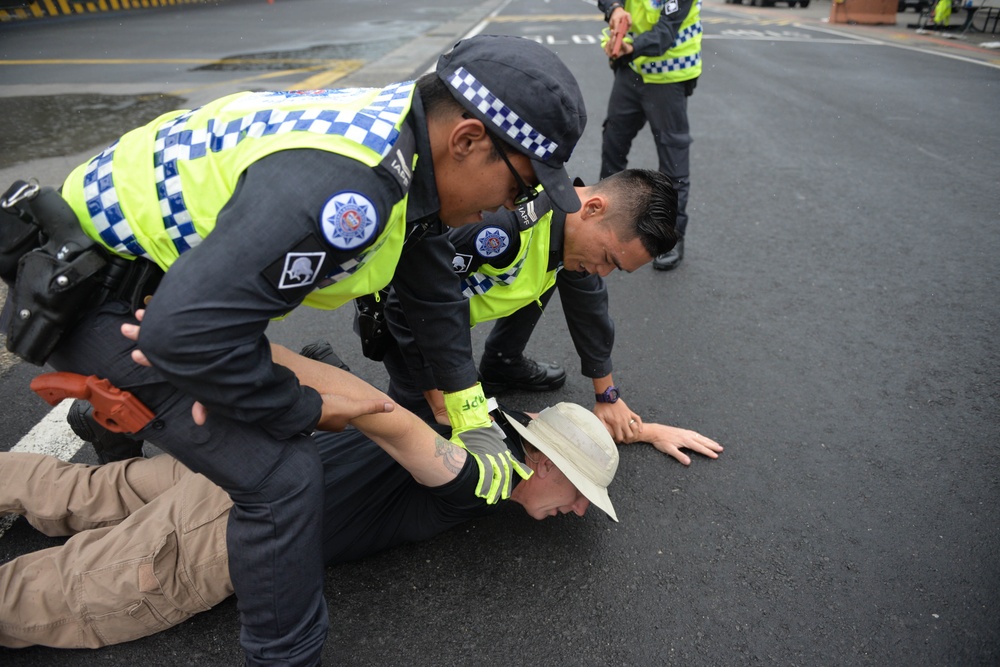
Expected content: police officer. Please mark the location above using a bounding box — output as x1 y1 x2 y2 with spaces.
0 35 585 666
598 0 702 271
385 169 678 443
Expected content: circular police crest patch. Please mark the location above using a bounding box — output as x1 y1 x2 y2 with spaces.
320 192 378 251
475 227 510 258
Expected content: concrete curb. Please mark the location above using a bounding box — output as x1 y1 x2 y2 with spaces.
334 0 509 87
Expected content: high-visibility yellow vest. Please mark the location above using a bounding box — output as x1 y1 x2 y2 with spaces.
462 215 556 327
62 84 417 311
627 0 702 84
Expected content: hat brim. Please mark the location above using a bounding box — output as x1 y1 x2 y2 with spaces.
502 411 618 522
532 159 581 213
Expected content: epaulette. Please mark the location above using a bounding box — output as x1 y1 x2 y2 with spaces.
378 121 417 192
512 194 551 231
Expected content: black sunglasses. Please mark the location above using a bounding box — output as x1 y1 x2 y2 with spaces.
464 113 540 206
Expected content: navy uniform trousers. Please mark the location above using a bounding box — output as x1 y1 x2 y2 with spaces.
46 298 328 667
600 66 692 237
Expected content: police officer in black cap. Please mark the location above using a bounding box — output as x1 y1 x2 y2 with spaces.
0 34 585 666
390 35 591 430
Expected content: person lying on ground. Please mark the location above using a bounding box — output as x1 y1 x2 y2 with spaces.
0 344 722 650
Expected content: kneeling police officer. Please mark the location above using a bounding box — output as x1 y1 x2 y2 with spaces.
0 34 586 667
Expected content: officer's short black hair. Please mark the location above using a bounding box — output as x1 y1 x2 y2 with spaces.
415 72 465 119
415 72 505 164
594 169 679 258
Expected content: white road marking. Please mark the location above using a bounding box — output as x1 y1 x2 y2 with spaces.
1 402 81 540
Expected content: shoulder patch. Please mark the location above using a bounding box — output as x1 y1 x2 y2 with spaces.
278 252 325 288
452 253 473 273
320 191 379 251
262 235 329 299
475 227 510 258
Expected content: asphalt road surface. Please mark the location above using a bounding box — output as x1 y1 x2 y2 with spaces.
1 0 998 664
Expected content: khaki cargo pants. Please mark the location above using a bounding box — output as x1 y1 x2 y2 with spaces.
0 452 233 648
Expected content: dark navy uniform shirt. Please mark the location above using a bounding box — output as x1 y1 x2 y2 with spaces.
317 411 526 564
139 91 441 441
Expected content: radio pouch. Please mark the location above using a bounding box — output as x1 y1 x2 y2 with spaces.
355 289 389 362
7 247 107 365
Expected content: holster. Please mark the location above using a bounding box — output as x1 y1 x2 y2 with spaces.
354 289 389 362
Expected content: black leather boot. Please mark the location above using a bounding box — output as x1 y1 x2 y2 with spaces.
67 399 145 464
479 353 566 394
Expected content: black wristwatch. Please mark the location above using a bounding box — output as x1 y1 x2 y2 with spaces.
595 385 621 404
604 2 624 22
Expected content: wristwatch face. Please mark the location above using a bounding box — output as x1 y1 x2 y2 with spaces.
598 386 620 403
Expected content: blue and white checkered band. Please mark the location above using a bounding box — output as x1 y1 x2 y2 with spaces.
640 50 701 75
474 227 510 258
638 19 704 77
82 141 152 259
152 110 204 255
320 191 379 251
461 264 524 299
675 21 703 46
446 67 558 161
639 20 702 76
84 82 413 258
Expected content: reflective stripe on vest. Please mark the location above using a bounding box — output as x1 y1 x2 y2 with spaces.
462 263 524 298
637 23 703 75
65 83 415 270
627 0 703 84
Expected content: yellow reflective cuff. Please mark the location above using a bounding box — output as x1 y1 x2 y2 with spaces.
443 383 491 433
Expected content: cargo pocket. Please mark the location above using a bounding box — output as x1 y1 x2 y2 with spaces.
79 534 193 647
170 474 234 612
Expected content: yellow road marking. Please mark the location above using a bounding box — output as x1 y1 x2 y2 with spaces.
288 60 364 90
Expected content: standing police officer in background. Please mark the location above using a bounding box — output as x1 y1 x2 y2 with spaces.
0 34 585 666
597 0 702 271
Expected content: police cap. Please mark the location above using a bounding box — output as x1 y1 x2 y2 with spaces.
436 34 587 213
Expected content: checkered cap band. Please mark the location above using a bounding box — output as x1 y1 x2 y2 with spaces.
82 83 414 259
446 67 558 161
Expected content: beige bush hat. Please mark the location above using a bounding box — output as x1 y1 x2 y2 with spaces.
502 402 619 521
